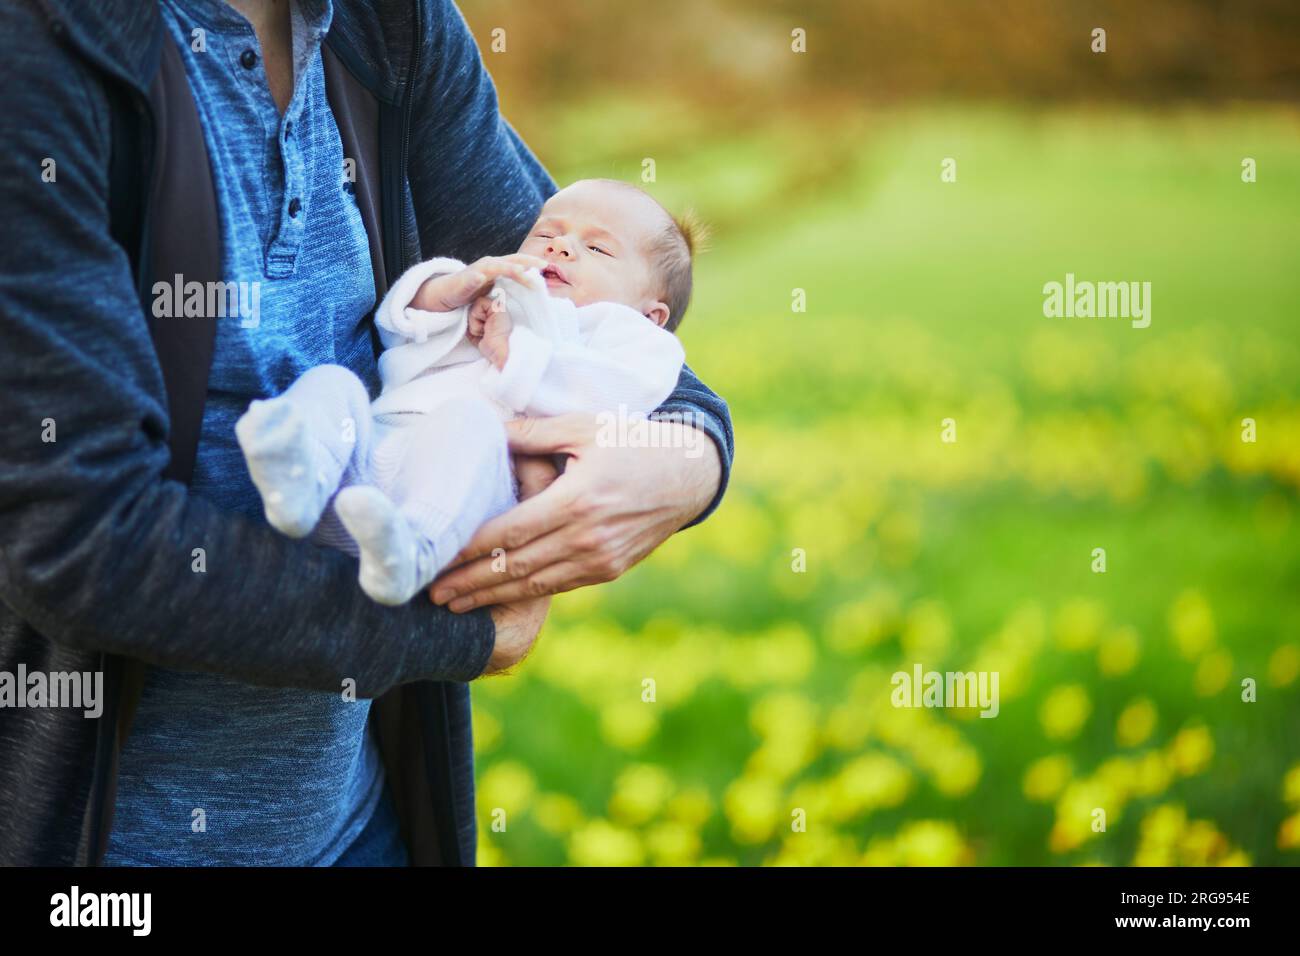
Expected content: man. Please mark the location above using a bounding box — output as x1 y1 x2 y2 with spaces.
0 0 733 866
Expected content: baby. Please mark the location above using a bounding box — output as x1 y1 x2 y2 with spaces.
235 179 698 605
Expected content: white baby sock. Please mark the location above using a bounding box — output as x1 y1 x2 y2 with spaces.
235 397 336 538
334 485 441 606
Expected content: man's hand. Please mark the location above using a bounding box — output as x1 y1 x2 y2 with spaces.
483 595 550 675
430 413 722 611
473 453 560 674
413 253 545 313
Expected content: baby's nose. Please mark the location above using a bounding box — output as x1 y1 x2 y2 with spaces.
546 239 572 258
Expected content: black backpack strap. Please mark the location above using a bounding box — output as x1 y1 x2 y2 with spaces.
143 29 222 485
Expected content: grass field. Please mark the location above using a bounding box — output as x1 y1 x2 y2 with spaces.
471 105 1300 866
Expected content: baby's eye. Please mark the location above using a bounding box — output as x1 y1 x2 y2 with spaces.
534 231 555 239
589 244 611 256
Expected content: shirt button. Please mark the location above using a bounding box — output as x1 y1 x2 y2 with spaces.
239 48 258 69
288 197 302 217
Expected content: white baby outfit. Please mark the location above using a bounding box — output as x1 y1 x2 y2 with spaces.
235 257 685 604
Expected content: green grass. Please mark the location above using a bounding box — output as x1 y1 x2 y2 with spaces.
473 105 1300 866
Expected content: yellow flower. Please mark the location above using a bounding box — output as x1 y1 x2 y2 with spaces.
1116 699 1157 747
699 494 773 567
1179 820 1228 866
824 698 874 751
720 625 816 688
1194 651 1233 696
1040 685 1092 741
723 775 782 845
533 793 585 836
1131 751 1174 798
1167 725 1214 776
1050 780 1115 853
1269 644 1300 687
599 698 659 750
665 786 714 828
478 760 537 816
930 746 983 797
472 708 502 754
1098 625 1141 676
769 828 858 867
1278 811 1300 851
788 780 835 824
1090 759 1137 810
646 821 702 866
609 764 675 826
568 819 645 867
1283 764 1300 806
901 599 953 661
829 753 912 821
1143 803 1187 843
476 841 506 868
1054 598 1106 651
825 590 900 655
1168 590 1215 659
893 821 972 866
751 689 818 733
1023 755 1073 802
861 837 898 866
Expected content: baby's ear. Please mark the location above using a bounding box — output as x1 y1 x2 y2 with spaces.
644 301 670 328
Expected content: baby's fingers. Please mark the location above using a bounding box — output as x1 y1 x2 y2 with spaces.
472 255 546 284
498 253 547 272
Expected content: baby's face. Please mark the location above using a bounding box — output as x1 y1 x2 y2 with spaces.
517 180 667 321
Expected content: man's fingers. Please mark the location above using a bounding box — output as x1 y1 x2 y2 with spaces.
504 413 594 456
433 529 575 607
446 560 591 612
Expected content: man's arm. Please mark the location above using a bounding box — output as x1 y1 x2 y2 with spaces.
0 3 494 697
655 363 734 529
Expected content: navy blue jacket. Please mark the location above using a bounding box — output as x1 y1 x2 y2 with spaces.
0 0 733 865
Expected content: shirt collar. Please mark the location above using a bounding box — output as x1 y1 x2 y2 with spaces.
162 0 332 39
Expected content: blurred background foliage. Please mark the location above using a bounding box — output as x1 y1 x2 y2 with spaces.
457 0 1300 865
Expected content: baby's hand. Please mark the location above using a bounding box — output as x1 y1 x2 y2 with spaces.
412 254 546 314
478 295 513 370
466 293 495 342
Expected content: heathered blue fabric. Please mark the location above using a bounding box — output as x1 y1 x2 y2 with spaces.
104 0 391 866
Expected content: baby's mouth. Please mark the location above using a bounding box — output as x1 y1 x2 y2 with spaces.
541 264 569 286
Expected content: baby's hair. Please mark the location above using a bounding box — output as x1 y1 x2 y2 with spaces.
591 178 708 332
656 206 710 333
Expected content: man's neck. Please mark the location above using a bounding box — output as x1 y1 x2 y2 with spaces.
226 0 295 114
